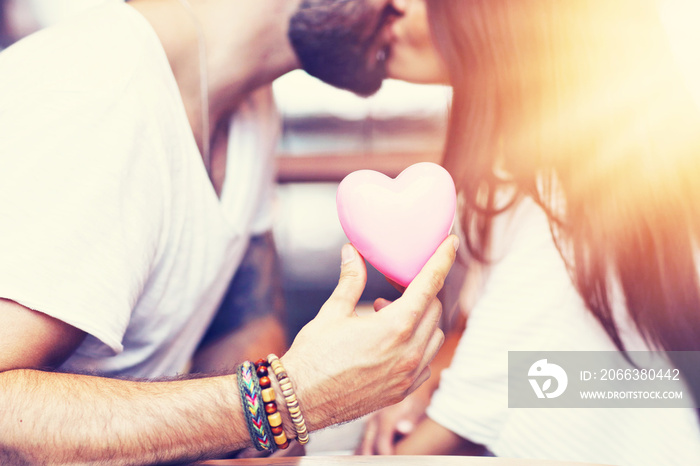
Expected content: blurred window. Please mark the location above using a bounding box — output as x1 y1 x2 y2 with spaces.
273 70 451 182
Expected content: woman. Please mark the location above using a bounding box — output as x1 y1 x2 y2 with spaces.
360 0 700 463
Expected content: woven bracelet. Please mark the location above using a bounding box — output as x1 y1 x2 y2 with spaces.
237 361 275 452
267 354 309 445
254 358 289 449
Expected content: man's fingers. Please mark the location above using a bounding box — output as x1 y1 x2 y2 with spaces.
406 366 432 396
373 298 392 312
325 244 367 316
419 326 445 371
413 295 442 335
402 235 459 311
405 328 444 397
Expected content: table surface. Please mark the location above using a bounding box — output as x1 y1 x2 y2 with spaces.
201 456 609 466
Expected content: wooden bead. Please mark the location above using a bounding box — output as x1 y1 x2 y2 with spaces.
267 412 282 427
294 422 307 432
256 365 268 377
266 353 308 446
269 358 282 368
264 402 277 415
254 358 267 368
273 431 288 446
258 376 271 388
276 440 290 450
261 388 276 403
270 425 284 435
280 380 292 390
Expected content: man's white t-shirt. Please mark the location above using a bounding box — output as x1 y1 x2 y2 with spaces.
0 2 279 378
428 197 700 465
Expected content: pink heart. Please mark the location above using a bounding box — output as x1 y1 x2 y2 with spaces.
336 162 457 287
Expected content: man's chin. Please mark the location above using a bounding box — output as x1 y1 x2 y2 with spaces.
341 79 385 97
315 70 386 97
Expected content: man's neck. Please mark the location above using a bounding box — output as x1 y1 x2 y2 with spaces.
129 0 301 148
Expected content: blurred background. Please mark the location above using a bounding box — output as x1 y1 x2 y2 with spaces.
0 0 453 341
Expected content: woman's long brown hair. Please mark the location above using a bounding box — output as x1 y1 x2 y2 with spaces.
428 0 700 407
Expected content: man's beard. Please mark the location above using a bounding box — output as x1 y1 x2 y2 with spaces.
288 0 393 96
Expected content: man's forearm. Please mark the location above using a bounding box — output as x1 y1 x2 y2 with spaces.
0 369 251 465
0 236 459 464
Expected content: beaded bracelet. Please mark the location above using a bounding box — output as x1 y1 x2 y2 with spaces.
267 354 309 445
237 361 275 452
254 359 289 449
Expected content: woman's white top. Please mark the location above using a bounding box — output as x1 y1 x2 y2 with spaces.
428 197 700 465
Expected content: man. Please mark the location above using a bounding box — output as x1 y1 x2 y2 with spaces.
0 0 457 463
0 0 288 387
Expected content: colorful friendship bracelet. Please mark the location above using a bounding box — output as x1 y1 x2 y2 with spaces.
254 359 290 449
267 353 310 445
237 361 275 452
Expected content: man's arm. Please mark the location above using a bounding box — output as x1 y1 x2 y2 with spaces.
282 238 458 429
0 298 86 371
1 369 251 465
0 236 457 464
0 299 253 465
